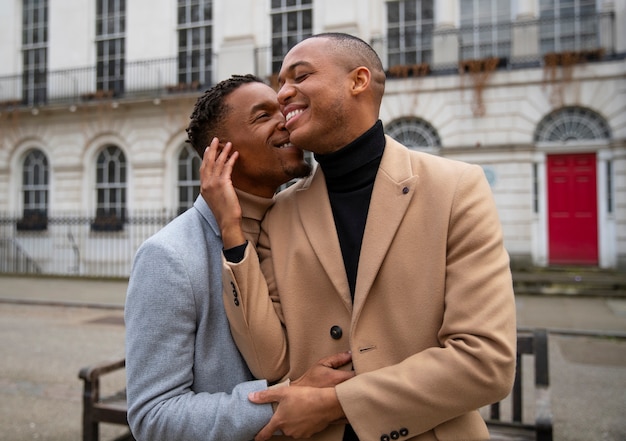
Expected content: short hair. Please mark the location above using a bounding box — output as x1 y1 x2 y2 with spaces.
302 33 386 99
305 33 384 74
186 74 264 158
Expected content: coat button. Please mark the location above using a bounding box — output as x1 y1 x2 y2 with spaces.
390 431 400 439
380 436 390 441
330 325 343 340
399 428 409 436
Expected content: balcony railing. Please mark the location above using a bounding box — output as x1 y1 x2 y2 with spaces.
0 12 618 110
370 11 617 76
0 57 205 109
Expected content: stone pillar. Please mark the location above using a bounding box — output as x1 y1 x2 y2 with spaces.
511 0 540 66
214 0 256 82
432 0 459 71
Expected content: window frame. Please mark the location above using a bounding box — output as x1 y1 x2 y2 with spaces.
17 148 49 231
95 0 126 95
385 116 441 154
176 0 213 88
270 0 313 74
177 143 201 215
459 0 512 61
93 145 127 232
22 0 48 106
386 0 434 68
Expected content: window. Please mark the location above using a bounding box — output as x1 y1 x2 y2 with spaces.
386 0 434 68
177 144 201 215
18 149 49 231
539 0 598 54
534 106 611 142
22 0 48 105
271 0 313 74
94 146 126 231
177 0 213 88
385 117 441 153
96 0 125 95
459 0 511 61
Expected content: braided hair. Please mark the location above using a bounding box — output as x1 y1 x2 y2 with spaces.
186 74 264 158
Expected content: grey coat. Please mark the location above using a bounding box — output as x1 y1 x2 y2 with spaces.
125 196 272 441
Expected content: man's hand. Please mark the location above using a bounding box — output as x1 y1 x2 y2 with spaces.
200 138 245 248
249 351 353 441
292 350 354 388
249 387 345 441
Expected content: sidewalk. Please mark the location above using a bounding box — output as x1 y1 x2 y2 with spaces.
0 275 625 441
1 274 625 336
0 275 128 309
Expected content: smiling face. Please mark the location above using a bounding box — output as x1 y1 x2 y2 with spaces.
277 36 383 155
221 81 311 197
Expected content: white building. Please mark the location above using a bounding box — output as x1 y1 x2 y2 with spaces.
0 0 625 277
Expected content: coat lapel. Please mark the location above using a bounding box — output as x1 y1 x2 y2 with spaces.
353 138 418 317
295 167 353 310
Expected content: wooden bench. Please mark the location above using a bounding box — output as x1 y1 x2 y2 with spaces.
486 328 553 441
78 358 133 441
79 330 552 441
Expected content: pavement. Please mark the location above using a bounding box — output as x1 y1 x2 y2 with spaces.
0 275 625 440
1 274 625 337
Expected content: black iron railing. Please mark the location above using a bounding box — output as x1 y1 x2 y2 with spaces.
0 212 177 278
0 12 618 109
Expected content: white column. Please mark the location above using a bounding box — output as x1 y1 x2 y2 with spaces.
511 0 540 65
214 0 257 82
432 0 459 69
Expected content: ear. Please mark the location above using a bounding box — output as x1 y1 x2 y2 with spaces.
349 67 371 96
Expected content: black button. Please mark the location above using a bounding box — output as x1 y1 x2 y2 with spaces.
390 431 400 439
380 436 390 441
402 186 409 194
330 325 343 340
399 428 409 436
230 281 239 306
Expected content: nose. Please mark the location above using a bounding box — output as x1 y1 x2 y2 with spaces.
277 117 287 131
277 82 294 105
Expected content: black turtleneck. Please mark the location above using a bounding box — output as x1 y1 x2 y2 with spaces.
315 121 384 441
314 120 385 299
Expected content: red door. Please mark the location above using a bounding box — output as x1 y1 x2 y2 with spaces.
547 153 598 265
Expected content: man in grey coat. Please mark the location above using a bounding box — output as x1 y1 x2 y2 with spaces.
125 75 353 441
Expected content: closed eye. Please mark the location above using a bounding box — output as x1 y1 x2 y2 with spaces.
253 112 270 121
294 72 310 82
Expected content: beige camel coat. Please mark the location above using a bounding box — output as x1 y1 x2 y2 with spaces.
223 136 517 441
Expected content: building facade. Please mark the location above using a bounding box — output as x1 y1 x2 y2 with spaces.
0 0 625 277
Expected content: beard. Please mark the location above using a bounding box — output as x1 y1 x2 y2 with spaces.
291 96 347 155
282 159 313 180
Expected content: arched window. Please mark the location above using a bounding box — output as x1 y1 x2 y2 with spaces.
177 143 201 215
18 149 49 231
534 106 611 142
93 145 126 231
385 117 441 153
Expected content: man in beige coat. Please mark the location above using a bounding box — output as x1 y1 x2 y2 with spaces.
203 33 516 441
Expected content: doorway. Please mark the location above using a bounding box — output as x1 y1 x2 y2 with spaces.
547 153 598 265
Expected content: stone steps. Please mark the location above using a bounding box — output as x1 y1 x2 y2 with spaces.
512 267 626 298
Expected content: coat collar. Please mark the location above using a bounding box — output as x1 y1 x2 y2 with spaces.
294 136 419 314
194 191 274 244
354 137 419 316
